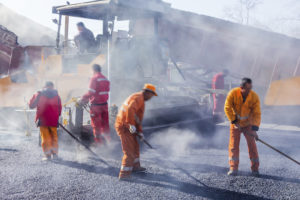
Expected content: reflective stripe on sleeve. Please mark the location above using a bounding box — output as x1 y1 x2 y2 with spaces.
134 158 140 163
121 166 133 171
89 88 96 93
99 91 109 95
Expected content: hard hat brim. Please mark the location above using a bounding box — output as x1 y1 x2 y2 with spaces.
144 89 158 96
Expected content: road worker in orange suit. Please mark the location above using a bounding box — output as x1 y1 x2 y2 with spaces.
29 81 62 161
80 64 110 145
115 84 157 180
224 78 261 176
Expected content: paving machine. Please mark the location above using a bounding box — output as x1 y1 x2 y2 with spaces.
2 0 222 143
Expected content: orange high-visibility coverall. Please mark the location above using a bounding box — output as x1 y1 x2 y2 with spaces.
115 92 145 178
224 87 261 171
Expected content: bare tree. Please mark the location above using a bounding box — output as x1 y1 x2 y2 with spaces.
223 0 300 38
224 0 262 25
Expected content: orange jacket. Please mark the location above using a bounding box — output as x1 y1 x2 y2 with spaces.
224 87 261 130
115 92 145 132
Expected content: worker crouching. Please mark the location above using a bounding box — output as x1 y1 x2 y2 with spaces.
224 78 261 176
115 84 157 180
29 81 62 161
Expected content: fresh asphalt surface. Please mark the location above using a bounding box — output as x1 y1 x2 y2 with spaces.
0 125 299 200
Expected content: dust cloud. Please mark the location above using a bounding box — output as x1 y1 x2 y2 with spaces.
0 2 299 199
0 3 56 46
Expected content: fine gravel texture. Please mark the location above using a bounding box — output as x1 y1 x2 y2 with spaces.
0 126 299 200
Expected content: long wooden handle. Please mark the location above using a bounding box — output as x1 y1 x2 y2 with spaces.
135 133 154 149
258 138 300 166
143 139 154 149
59 123 110 166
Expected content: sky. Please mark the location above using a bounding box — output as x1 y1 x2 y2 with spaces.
0 0 299 38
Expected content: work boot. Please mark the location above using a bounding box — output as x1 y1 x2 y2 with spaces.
227 170 238 176
42 155 51 161
251 171 260 177
133 166 147 173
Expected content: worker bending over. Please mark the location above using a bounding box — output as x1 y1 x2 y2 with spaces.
224 78 261 176
80 64 110 145
115 84 157 180
29 81 62 161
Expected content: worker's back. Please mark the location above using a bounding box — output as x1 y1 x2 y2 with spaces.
88 72 110 104
29 88 62 127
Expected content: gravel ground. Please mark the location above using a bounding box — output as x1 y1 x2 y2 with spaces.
0 126 299 200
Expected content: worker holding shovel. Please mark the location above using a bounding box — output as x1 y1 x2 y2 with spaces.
115 84 157 180
224 78 261 176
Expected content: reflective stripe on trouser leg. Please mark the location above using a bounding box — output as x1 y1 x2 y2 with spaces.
243 129 260 171
121 166 133 171
118 127 140 178
119 165 133 178
40 126 52 156
229 125 242 171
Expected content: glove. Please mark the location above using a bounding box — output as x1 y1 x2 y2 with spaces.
251 131 259 141
77 99 83 106
129 124 136 134
138 132 145 141
243 128 259 141
233 123 241 131
78 99 87 106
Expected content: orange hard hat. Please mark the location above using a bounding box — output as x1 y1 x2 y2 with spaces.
143 84 158 96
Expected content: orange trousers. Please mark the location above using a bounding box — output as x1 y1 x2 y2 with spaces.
115 126 140 178
40 126 58 156
229 125 259 171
